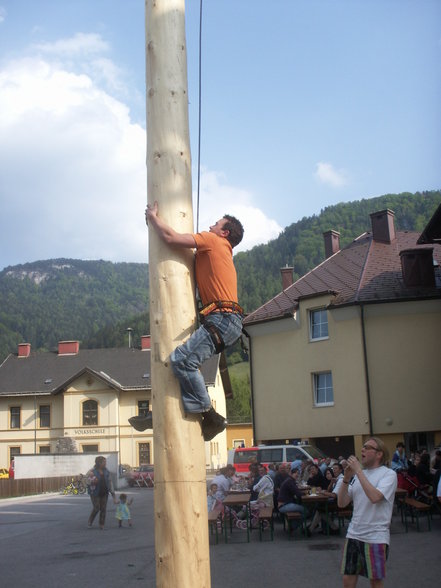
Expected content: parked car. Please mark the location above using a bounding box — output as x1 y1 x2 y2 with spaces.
0 468 9 479
119 464 132 477
126 464 154 487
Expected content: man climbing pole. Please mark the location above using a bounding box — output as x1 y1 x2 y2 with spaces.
131 201 244 440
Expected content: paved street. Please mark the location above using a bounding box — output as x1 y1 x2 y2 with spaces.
0 489 439 587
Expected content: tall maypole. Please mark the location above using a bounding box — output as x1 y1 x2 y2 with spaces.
145 1 211 587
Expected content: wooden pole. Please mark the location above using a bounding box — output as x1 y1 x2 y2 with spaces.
145 1 211 587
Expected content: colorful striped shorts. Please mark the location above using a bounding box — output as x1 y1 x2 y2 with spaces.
341 538 389 580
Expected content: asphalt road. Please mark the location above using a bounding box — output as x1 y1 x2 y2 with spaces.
0 489 439 587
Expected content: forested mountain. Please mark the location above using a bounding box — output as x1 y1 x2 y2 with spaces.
0 259 149 362
0 190 439 362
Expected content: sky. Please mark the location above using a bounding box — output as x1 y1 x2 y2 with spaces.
0 0 440 271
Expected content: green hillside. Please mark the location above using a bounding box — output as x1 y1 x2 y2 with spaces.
0 259 149 361
0 190 439 363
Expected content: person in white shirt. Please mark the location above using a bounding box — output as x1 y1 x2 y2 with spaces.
338 437 397 588
211 465 235 501
252 464 274 507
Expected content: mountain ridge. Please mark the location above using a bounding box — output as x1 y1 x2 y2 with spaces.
1 190 439 362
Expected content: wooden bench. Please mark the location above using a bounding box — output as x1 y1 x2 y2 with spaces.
283 511 307 539
257 507 274 541
208 510 222 544
403 497 431 532
336 507 353 530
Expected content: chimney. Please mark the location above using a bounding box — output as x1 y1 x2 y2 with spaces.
280 266 294 290
18 343 31 358
141 335 151 351
370 209 396 244
58 341 80 355
323 230 340 258
400 248 435 288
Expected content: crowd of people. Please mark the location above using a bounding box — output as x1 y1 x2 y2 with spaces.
207 455 353 535
391 443 441 503
207 441 441 587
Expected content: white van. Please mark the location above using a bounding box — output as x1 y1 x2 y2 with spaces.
228 444 325 475
258 444 325 467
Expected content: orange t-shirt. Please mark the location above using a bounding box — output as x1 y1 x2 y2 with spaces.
192 231 238 306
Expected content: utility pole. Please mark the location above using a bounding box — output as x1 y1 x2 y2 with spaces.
145 2 211 587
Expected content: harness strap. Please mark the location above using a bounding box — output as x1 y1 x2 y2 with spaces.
199 300 244 317
204 323 225 354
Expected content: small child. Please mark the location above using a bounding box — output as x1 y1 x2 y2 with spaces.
207 483 218 512
115 493 133 527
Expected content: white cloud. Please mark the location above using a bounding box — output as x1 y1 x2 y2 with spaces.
195 170 282 252
32 32 109 57
0 38 282 270
0 6 6 24
315 161 349 188
0 55 148 269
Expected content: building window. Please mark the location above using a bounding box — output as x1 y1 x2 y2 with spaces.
10 407 21 429
233 439 245 449
139 442 151 465
82 444 99 453
313 372 334 406
9 446 21 461
138 400 150 417
39 446 51 454
82 400 98 426
39 405 50 428
310 308 328 340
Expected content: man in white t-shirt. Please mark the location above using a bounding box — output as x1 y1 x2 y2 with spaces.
338 437 397 588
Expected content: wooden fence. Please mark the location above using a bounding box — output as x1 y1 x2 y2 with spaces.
0 476 74 499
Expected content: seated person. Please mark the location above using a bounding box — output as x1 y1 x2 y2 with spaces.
391 441 409 472
252 464 274 508
278 462 308 531
415 453 434 494
432 449 441 472
299 460 312 484
309 465 340 534
320 467 336 496
319 457 332 475
211 465 235 501
207 483 220 512
273 463 290 512
307 463 326 490
247 462 261 501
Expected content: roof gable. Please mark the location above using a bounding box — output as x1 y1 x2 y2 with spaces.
244 230 441 325
0 347 219 397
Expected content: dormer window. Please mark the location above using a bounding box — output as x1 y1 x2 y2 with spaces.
310 308 329 341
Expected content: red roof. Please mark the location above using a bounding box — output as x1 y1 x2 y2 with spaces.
244 230 441 326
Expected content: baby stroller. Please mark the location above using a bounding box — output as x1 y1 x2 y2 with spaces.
224 501 270 530
397 471 432 504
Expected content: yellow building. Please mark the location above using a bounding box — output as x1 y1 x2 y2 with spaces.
226 422 254 450
0 337 229 470
244 208 441 460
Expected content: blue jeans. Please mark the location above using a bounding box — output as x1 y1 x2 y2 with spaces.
170 312 243 413
279 503 306 528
